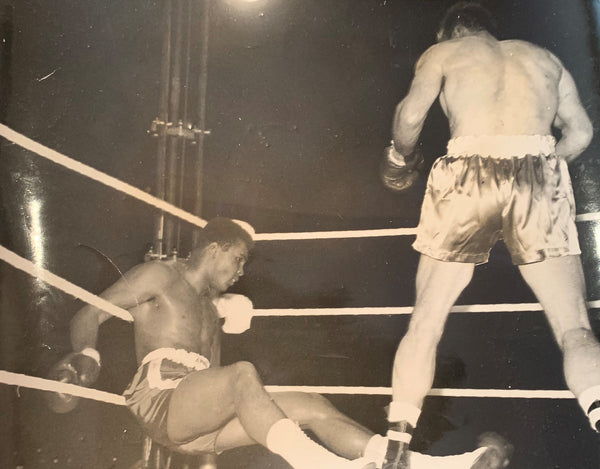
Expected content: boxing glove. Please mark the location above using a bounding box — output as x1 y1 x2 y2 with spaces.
45 348 101 413
213 294 254 334
380 144 424 193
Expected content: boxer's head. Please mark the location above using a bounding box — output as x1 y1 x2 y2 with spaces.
194 217 255 253
189 217 254 291
436 2 495 43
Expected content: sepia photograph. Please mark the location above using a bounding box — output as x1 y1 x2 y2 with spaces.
1 1 600 467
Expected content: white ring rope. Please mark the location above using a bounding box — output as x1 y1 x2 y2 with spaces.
574 212 600 223
0 370 127 406
0 245 133 322
267 385 575 400
0 370 575 407
253 228 418 241
0 124 207 230
253 298 600 316
1 123 599 242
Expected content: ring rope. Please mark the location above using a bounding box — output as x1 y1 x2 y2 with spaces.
253 228 418 241
0 245 134 322
573 212 600 223
1 245 599 323
0 123 207 230
0 370 127 406
254 300 600 316
0 370 575 406
1 123 599 242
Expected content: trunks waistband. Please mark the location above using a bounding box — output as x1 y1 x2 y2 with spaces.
141 347 211 371
447 135 556 158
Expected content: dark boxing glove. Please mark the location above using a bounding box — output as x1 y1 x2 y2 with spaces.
380 143 424 193
45 348 101 413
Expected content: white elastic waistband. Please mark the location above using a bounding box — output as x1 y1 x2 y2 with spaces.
141 348 210 371
447 135 556 158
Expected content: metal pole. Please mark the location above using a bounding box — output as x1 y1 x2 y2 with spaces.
192 0 211 247
153 0 173 258
176 0 194 251
163 0 185 255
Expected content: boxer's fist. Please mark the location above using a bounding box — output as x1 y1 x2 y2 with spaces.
45 349 101 413
380 144 424 193
213 294 254 334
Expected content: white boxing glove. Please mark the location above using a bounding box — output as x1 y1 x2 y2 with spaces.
213 293 254 334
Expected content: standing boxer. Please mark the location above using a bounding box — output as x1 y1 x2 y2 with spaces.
380 2 599 468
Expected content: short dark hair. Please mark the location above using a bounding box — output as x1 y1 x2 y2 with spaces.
196 217 254 252
437 2 495 42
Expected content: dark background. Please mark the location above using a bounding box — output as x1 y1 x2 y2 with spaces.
1 0 600 467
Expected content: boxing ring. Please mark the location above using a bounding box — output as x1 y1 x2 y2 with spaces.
1 123 600 467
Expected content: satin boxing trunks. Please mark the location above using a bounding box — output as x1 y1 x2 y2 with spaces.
412 135 581 265
123 348 217 453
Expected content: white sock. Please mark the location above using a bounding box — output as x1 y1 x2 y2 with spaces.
265 418 351 469
387 400 421 445
410 447 487 469
578 384 600 430
388 401 421 426
363 434 388 468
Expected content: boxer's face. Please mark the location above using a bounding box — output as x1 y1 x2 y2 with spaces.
210 240 249 293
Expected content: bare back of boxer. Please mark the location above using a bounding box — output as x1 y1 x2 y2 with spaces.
437 36 559 136
393 31 590 162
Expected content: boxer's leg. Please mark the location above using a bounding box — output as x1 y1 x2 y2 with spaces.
385 255 474 468
519 255 600 431
167 361 374 469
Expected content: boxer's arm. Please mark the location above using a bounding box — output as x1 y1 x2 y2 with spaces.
46 262 170 412
553 66 593 163
392 45 444 157
70 261 169 351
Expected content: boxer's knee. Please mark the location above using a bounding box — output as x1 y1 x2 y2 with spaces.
231 361 261 390
562 327 597 350
305 393 337 419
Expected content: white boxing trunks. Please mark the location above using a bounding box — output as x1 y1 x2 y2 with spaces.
412 135 581 264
